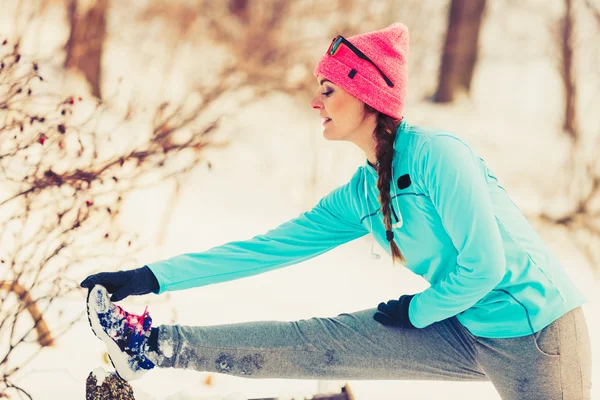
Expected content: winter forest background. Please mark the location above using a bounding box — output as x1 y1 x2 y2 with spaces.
1 0 599 399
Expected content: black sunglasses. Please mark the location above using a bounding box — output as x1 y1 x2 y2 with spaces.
327 35 394 88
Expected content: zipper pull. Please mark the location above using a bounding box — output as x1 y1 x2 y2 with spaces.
390 203 403 228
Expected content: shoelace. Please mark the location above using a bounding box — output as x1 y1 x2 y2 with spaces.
114 305 151 333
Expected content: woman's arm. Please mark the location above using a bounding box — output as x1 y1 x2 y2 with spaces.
146 178 368 293
408 135 506 328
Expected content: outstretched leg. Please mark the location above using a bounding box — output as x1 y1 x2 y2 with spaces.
148 309 487 381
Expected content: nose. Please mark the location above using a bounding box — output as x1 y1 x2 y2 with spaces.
309 94 323 110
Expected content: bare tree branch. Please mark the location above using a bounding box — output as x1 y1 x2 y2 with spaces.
583 0 600 26
0 34 245 393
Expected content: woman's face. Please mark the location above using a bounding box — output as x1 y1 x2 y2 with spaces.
310 75 374 142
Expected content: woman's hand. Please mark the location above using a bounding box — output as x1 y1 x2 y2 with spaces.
373 294 416 329
80 266 159 302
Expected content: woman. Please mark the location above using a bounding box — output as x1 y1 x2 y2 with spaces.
82 23 591 399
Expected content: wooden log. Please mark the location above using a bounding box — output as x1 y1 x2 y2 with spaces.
84 371 353 400
311 384 355 400
249 383 355 400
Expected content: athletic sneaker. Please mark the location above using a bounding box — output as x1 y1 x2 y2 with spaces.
86 284 155 381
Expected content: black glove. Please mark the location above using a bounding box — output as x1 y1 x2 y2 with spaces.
80 266 159 302
373 294 416 329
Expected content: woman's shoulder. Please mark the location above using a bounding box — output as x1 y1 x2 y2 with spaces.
398 121 469 154
397 121 482 187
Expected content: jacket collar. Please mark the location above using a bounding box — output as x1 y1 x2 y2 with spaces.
364 118 409 177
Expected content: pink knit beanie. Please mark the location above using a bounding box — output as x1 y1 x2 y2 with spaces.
313 23 409 119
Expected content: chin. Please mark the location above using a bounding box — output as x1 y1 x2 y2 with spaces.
322 127 345 141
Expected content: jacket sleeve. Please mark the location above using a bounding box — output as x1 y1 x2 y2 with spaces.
408 135 506 328
146 179 368 293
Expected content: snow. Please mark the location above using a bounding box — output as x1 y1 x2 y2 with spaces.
92 367 106 386
160 339 175 359
2 1 599 399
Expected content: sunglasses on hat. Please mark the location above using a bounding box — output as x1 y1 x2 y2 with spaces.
327 35 394 88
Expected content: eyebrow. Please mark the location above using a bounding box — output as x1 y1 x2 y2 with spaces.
319 79 332 86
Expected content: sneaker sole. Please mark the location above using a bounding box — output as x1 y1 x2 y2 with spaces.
86 285 146 382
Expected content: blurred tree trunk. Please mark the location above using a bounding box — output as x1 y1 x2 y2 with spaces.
229 0 250 23
433 0 486 103
561 0 577 139
64 0 107 99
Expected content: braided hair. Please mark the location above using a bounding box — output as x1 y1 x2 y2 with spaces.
364 103 405 263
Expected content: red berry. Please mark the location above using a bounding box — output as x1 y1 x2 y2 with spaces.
104 233 109 238
69 97 74 105
38 135 46 145
86 200 92 206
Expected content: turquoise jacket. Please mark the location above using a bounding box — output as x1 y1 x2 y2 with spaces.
147 119 586 338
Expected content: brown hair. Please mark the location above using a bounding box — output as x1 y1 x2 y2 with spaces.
364 103 405 264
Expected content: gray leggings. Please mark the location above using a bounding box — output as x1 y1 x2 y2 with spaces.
148 306 591 400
